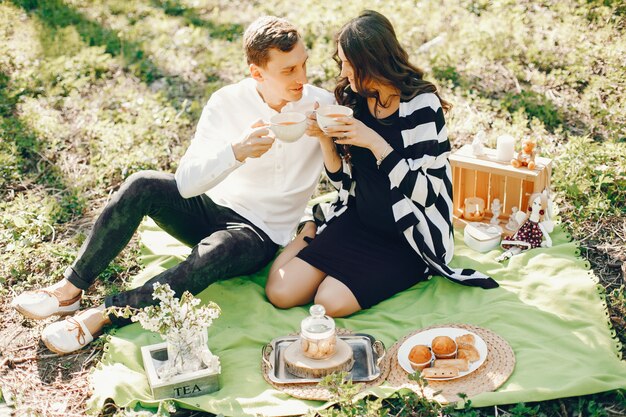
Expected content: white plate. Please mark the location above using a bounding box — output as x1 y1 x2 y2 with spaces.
397 327 488 380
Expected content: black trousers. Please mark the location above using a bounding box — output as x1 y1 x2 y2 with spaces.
63 171 278 326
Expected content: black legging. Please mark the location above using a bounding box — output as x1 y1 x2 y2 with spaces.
62 170 278 326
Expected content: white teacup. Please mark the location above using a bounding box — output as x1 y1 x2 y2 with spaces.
269 112 307 143
316 105 353 134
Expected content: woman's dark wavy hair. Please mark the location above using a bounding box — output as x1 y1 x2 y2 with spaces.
333 10 451 116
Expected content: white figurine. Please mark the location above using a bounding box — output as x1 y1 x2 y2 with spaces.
505 206 520 231
472 130 486 156
540 189 554 233
490 198 501 225
496 193 553 262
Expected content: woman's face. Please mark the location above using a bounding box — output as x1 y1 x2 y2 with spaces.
337 43 357 92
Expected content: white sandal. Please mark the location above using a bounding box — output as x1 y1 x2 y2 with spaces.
41 316 94 354
11 289 82 320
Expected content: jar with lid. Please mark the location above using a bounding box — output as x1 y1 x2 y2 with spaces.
300 304 336 360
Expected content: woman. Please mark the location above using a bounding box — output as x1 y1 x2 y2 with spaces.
266 10 497 317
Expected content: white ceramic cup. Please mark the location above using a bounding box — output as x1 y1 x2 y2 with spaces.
316 105 353 134
269 112 307 142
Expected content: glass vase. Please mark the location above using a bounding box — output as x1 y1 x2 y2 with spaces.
157 328 207 380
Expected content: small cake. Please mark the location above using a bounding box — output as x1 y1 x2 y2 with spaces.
408 345 433 370
431 336 457 358
409 345 432 364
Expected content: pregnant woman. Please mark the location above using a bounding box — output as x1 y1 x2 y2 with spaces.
266 10 497 317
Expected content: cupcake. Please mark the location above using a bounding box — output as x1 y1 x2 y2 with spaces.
431 335 457 359
408 344 433 370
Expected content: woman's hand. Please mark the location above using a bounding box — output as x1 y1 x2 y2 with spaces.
330 117 389 160
307 102 342 173
305 102 333 143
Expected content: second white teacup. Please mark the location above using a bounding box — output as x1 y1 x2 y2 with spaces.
316 104 353 134
269 112 307 143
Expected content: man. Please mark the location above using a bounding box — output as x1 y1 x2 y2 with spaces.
11 16 333 354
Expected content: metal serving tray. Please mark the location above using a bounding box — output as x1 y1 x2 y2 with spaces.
262 333 385 384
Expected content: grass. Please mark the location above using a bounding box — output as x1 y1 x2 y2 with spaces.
0 0 624 415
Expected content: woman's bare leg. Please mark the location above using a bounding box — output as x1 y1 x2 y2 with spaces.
266 222 361 317
266 257 326 308
269 221 316 275
314 277 361 317
266 223 327 309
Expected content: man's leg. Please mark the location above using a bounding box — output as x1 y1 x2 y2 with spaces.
14 170 225 318
41 204 278 353
64 170 224 291
105 221 278 326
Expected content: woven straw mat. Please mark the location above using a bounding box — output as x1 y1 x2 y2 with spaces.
386 323 515 404
261 329 390 401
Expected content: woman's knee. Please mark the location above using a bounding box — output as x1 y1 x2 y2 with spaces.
265 278 298 309
314 280 361 317
312 294 345 317
266 258 325 309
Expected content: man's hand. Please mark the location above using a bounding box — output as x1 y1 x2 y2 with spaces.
232 119 275 162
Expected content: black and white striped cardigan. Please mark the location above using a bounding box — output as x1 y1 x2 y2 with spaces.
314 93 498 289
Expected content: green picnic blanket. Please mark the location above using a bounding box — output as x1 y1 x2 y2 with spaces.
88 217 626 416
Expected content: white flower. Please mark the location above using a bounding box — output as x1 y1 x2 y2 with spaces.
129 283 221 339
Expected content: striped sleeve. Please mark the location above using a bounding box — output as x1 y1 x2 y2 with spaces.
314 157 354 233
378 93 450 208
325 166 343 191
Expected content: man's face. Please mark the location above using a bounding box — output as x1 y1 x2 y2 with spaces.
253 40 308 106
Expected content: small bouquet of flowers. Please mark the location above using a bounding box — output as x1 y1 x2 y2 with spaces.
115 283 221 380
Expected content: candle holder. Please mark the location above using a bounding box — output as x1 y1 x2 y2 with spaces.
462 197 485 221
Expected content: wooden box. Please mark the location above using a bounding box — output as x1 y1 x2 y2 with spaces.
141 342 220 400
449 144 552 223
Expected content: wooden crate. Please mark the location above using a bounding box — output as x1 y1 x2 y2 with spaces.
141 342 220 400
449 144 552 222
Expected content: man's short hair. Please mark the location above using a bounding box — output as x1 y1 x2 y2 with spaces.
244 16 300 67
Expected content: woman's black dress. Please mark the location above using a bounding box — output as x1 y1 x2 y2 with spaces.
296 103 429 309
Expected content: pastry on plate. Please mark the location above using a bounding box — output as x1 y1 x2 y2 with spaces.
455 333 476 348
457 344 481 362
409 345 432 364
408 344 433 370
433 358 469 372
431 335 457 358
421 367 458 378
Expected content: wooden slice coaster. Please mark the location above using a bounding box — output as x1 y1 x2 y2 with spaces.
284 338 354 379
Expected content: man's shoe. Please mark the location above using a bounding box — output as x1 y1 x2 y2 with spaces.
11 290 82 320
41 316 94 354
